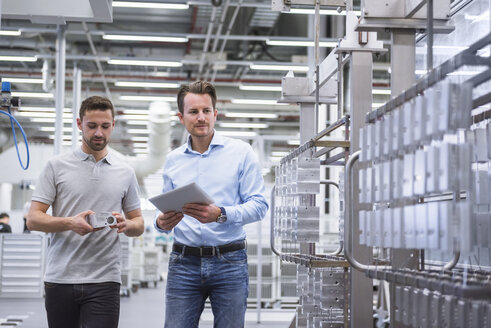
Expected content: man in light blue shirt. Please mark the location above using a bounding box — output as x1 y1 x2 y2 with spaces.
154 80 268 328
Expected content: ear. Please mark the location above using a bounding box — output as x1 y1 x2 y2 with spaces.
214 108 218 121
177 112 184 125
77 118 82 130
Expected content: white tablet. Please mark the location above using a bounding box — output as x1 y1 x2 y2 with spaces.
148 182 214 213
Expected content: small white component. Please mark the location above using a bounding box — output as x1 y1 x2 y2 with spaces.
403 205 415 248
415 203 427 249
427 202 439 249
392 207 403 248
382 207 392 247
425 146 439 193
413 96 425 145
391 108 402 155
86 212 117 228
414 149 426 196
402 101 414 149
374 120 382 160
402 152 415 198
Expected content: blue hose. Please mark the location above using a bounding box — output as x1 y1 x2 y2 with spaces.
0 108 30 170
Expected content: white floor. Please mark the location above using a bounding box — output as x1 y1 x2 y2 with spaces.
0 283 295 327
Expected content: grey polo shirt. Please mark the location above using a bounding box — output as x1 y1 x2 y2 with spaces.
32 148 141 284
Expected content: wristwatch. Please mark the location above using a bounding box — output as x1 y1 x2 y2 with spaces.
216 207 227 224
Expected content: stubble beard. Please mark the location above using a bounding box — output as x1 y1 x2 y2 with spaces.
84 136 108 152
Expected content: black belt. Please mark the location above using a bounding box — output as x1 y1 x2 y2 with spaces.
172 241 246 257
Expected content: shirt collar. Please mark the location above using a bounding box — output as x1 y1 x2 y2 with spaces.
183 130 224 154
73 147 112 164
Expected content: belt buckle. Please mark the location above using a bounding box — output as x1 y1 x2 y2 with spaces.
200 246 215 257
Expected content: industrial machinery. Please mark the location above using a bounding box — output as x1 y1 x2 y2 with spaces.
270 0 491 327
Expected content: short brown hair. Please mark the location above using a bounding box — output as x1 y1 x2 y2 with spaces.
79 96 114 120
177 81 217 114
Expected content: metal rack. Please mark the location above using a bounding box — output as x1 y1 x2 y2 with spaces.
344 31 491 327
0 234 46 298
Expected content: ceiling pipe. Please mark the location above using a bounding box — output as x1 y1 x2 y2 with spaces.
211 0 244 82
41 59 52 92
204 0 231 80
81 22 112 101
110 101 171 180
198 6 218 78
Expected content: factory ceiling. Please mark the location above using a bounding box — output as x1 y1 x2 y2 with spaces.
0 0 390 165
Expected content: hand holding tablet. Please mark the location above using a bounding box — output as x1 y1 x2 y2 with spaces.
149 182 214 213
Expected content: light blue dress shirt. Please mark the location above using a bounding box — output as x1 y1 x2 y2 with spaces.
154 131 269 246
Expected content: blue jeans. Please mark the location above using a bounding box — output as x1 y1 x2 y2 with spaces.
164 248 249 328
44 282 120 328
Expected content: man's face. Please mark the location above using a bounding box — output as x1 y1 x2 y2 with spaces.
178 93 217 139
77 109 114 152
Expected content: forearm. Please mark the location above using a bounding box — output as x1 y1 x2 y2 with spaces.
225 196 269 226
26 210 73 233
124 216 144 237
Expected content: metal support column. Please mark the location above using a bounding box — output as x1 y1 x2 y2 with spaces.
72 64 82 151
390 30 420 328
348 51 373 327
54 25 66 156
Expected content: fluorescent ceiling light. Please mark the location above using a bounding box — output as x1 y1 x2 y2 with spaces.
217 130 257 137
231 99 288 106
0 30 21 36
20 107 71 112
287 9 361 16
11 92 53 98
250 64 308 72
107 59 182 67
132 143 149 148
115 81 180 88
2 77 43 84
266 40 337 48
0 55 37 62
271 151 290 157
225 112 278 119
120 114 149 120
39 127 74 132
49 135 82 141
17 112 72 118
134 148 149 154
239 84 282 92
122 109 149 115
120 95 175 102
126 120 148 125
113 1 189 10
127 129 150 134
32 118 72 123
219 122 269 129
131 136 149 142
372 89 391 95
103 34 188 43
287 139 299 145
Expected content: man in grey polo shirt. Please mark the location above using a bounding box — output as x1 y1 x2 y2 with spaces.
27 96 144 328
